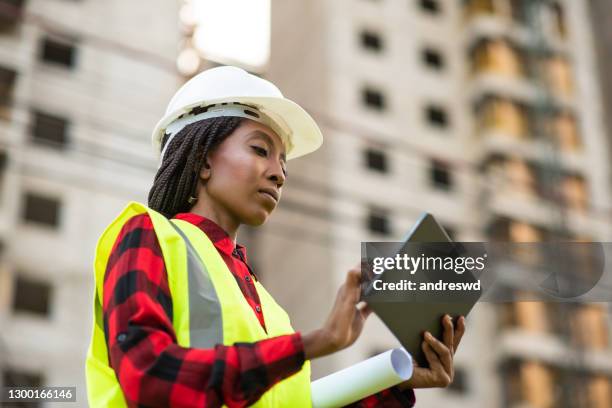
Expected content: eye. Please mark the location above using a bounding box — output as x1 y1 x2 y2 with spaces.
251 146 268 157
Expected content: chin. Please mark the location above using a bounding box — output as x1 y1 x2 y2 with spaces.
243 210 271 227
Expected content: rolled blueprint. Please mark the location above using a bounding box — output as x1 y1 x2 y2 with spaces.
310 348 413 408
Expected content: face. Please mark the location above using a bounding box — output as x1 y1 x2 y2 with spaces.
198 119 288 226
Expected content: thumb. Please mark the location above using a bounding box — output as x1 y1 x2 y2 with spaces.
344 268 362 302
346 267 361 287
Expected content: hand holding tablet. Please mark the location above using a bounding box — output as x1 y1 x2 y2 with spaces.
361 212 481 368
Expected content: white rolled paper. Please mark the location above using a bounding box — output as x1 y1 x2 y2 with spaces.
310 348 413 408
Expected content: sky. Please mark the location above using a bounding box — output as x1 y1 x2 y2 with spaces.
190 0 271 70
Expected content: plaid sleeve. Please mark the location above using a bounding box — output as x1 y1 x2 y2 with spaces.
102 213 306 408
344 386 416 408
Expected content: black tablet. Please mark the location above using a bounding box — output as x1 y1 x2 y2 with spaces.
362 213 480 368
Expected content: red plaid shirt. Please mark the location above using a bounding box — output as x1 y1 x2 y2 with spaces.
103 211 415 407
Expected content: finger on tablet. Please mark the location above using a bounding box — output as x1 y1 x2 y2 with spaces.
425 331 452 375
422 340 443 372
454 315 466 351
442 314 454 355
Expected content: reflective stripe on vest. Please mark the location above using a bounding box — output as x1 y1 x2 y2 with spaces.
85 202 312 407
170 220 223 349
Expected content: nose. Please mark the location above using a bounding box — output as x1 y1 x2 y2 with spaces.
268 160 286 188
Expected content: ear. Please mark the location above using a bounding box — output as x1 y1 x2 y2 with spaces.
199 159 212 181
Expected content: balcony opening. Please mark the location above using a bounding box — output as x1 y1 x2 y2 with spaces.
470 38 524 78
12 274 52 317
543 56 573 97
40 36 78 69
421 47 445 70
2 367 44 389
361 87 386 111
476 95 529 138
360 29 383 52
505 157 536 196
30 110 70 149
0 0 25 33
367 208 391 235
429 159 453 190
540 2 567 39
21 191 62 228
364 147 389 173
425 104 450 129
487 217 544 242
549 111 581 151
571 304 608 350
0 64 17 120
561 173 588 211
419 0 441 15
0 149 7 171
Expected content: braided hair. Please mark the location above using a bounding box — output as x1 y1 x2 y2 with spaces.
148 116 244 218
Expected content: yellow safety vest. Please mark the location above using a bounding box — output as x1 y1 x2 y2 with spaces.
85 201 312 407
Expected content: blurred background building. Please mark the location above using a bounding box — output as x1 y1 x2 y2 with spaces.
1 0 611 407
0 0 181 404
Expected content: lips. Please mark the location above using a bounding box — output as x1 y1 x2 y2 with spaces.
258 188 279 203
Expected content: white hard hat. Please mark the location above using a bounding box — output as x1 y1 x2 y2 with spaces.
152 65 323 161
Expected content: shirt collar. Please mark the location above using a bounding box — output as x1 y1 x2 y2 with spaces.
173 212 248 262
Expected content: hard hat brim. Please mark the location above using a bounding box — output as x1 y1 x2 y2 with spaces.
152 96 323 161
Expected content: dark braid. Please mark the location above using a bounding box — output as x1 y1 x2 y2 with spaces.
148 116 243 218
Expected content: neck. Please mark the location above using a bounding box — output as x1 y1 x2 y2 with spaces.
189 199 240 243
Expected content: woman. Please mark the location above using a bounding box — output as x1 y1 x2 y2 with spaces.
86 66 465 407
